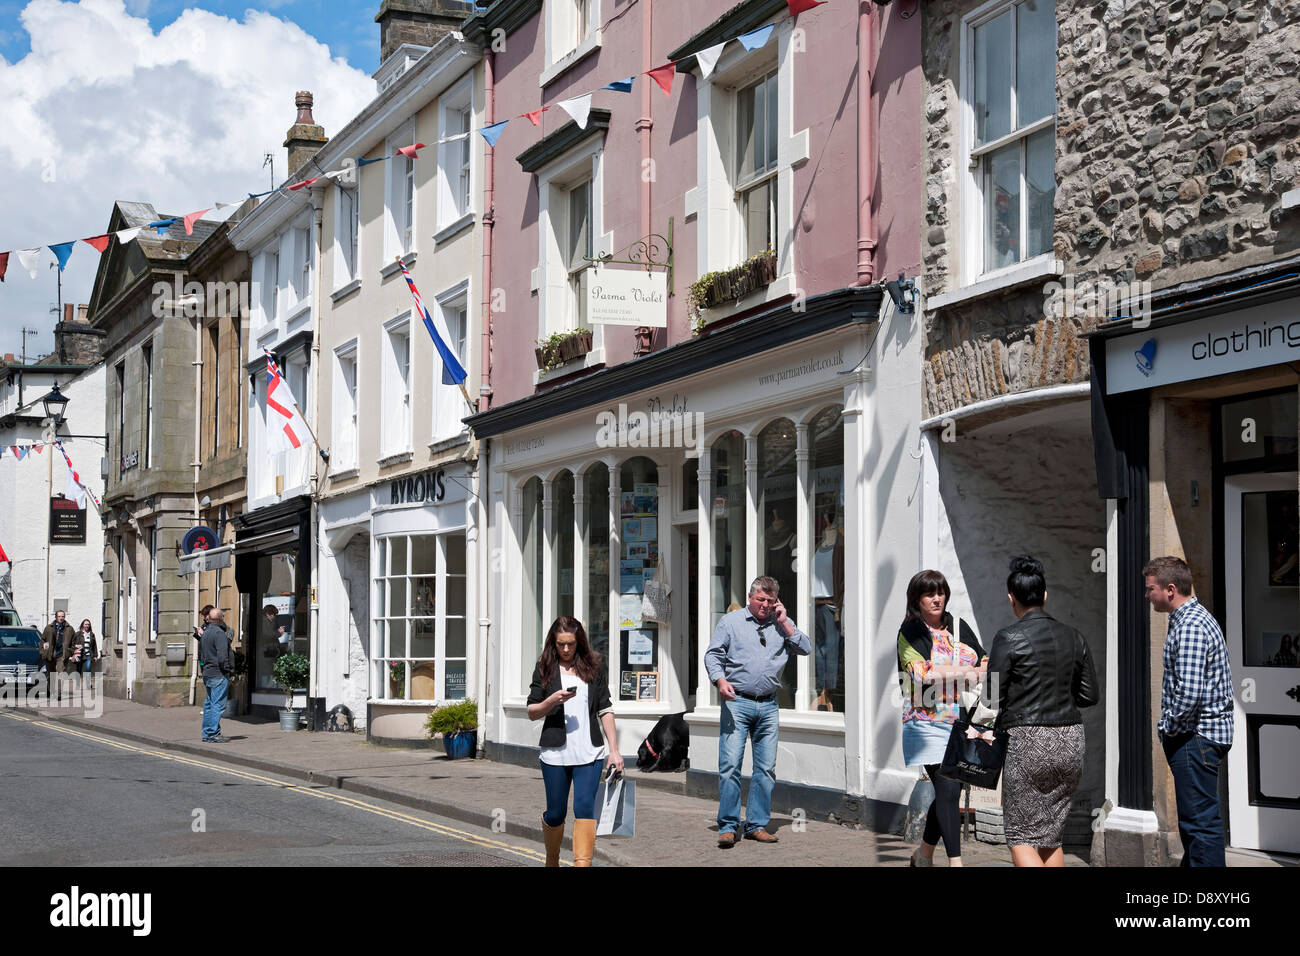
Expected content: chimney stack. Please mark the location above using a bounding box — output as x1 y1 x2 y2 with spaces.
376 0 474 65
53 302 105 366
284 91 328 179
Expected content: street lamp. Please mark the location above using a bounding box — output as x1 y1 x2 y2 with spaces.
41 383 69 426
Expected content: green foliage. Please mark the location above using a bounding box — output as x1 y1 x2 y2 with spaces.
272 652 310 708
688 249 777 334
424 698 479 738
535 328 593 372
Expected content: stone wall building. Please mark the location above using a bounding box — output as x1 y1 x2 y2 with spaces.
920 0 1300 863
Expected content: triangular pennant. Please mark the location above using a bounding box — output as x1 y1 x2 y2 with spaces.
16 248 41 278
479 120 508 147
394 142 427 159
647 62 677 97
0 539 9 564
10 446 24 461
787 0 827 14
183 209 210 234
522 108 545 126
82 234 112 253
147 218 177 235
49 242 75 271
695 41 725 79
557 93 593 130
286 177 316 191
115 226 142 245
32 444 44 454
602 77 635 93
737 24 774 51
356 156 387 167
65 463 87 509
0 251 8 282
206 203 239 224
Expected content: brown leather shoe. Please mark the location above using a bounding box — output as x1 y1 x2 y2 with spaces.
717 831 737 848
743 828 779 843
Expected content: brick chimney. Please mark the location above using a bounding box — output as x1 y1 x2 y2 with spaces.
54 302 105 366
284 91 328 179
376 0 474 64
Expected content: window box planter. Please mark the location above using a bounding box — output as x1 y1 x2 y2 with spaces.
535 328 594 372
690 250 778 333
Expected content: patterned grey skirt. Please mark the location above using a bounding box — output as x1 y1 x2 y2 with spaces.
1002 724 1086 848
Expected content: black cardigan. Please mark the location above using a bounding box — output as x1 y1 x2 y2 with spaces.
527 662 614 749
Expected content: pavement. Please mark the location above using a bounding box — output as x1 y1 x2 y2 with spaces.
11 695 1290 867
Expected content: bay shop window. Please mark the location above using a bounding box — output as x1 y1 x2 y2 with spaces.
510 404 847 714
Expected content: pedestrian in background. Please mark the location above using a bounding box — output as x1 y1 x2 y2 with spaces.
64 619 99 675
981 556 1098 867
896 569 986 867
527 616 622 867
1144 555 1233 867
40 609 71 701
200 609 234 743
705 575 810 848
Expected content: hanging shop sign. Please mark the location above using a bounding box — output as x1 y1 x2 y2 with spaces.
586 269 668 327
49 497 86 544
182 526 220 554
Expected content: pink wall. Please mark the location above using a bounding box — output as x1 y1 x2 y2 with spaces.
487 1 921 408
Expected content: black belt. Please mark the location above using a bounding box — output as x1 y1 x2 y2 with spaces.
734 690 775 702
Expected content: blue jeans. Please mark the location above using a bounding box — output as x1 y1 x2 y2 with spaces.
815 604 840 691
540 759 604 824
717 696 779 835
1161 732 1229 867
202 675 229 740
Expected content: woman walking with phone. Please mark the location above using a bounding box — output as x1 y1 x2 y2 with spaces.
527 616 623 867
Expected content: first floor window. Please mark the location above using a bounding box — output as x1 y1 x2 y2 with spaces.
567 178 593 327
333 343 358 470
735 69 778 259
382 317 411 455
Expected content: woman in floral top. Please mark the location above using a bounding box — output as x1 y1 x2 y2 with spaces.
897 570 987 866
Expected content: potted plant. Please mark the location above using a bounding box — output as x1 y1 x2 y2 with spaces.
689 249 778 332
535 328 594 372
387 660 406 699
424 698 479 759
223 650 247 719
272 652 310 731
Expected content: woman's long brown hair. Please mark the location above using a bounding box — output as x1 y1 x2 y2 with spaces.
538 616 603 686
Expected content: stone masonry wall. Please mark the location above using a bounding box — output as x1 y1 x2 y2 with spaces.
920 0 1300 419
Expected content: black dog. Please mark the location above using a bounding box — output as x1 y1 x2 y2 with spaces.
636 713 689 772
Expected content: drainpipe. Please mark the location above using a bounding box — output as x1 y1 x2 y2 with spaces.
480 50 495 412
475 49 496 751
633 0 654 354
475 438 490 753
856 1 878 286
308 193 324 723
189 293 202 706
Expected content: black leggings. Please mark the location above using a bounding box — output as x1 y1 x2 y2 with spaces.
923 764 962 858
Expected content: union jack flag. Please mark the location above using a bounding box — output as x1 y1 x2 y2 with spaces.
397 259 468 386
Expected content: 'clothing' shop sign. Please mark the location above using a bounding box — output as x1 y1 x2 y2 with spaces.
1105 299 1300 394
390 469 446 505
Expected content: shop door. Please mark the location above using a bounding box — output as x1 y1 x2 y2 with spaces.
675 528 699 709
1224 473 1300 853
124 577 137 699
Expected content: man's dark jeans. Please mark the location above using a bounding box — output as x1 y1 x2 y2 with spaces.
1161 731 1230 867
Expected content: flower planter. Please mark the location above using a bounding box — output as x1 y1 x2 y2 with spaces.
443 730 477 759
691 252 779 331
536 330 594 371
557 331 593 362
279 708 301 731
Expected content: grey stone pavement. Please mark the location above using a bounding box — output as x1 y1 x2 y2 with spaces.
9 696 1287 868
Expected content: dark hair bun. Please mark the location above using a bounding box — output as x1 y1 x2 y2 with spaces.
1009 555 1043 576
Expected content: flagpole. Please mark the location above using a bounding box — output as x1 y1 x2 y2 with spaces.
394 256 477 415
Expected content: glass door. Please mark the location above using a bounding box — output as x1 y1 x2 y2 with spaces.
1224 473 1300 853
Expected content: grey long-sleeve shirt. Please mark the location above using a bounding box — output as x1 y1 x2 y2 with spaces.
704 607 811 698
199 622 233 679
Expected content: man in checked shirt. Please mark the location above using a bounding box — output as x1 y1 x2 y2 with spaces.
1144 556 1234 867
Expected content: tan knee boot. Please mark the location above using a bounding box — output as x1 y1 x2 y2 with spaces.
542 817 565 868
572 819 597 867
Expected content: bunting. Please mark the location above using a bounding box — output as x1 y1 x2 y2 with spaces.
49 241 75 271
0 251 7 282
0 539 8 564
646 62 677 97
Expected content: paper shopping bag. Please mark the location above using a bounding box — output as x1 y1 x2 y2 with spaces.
594 775 636 837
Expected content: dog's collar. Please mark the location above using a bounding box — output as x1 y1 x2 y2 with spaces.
643 737 659 759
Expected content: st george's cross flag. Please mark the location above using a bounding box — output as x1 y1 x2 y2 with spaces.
263 350 311 454
397 260 468 386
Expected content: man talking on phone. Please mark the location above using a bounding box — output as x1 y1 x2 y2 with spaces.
704 576 811 848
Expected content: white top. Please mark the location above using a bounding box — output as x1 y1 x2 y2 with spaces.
539 669 609 766
814 544 835 599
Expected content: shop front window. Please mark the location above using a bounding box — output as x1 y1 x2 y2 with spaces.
554 471 576 618
521 477 545 687
618 457 660 701
758 418 799 709
584 462 611 685
254 551 307 693
809 405 846 713
710 431 747 707
375 533 467 700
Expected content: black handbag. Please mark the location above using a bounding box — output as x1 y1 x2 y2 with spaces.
938 709 1008 790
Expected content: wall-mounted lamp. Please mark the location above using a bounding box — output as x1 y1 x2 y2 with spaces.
40 382 69 425
884 273 918 315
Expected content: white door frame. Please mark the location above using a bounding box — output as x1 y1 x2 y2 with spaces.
1223 472 1300 853
125 576 138 699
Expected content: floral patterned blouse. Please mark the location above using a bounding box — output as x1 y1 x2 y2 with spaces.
898 625 984 726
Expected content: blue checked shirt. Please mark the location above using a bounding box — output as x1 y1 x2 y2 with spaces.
1158 597 1234 746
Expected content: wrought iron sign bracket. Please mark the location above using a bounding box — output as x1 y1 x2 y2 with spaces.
584 216 674 296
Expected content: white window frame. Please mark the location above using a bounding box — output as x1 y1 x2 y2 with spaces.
958 0 1057 285
332 183 361 290
536 138 606 351
381 313 413 458
332 339 359 472
141 341 154 469
385 121 418 261
437 76 475 234
432 278 471 444
734 69 779 261
691 20 802 300
544 0 602 81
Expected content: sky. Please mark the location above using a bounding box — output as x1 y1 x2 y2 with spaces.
0 0 381 361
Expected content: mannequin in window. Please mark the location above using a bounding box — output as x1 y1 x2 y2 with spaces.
766 509 798 706
814 511 845 711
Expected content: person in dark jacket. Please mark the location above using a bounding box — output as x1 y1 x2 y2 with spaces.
199 609 234 743
980 556 1099 867
526 616 622 867
63 619 100 675
40 610 71 701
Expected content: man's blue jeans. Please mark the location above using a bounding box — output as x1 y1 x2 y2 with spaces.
202 675 229 740
1161 732 1230 867
717 696 779 835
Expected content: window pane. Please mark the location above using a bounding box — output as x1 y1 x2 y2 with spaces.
411 536 437 575
446 576 466 617
1025 127 1055 260
681 458 699 513
389 577 408 618
410 618 436 658
446 616 467 659
619 457 660 701
809 406 845 714
522 478 545 686
764 73 778 172
984 142 1021 272
411 577 436 617
1016 0 1056 128
584 463 610 686
377 540 387 577
758 418 799 709
446 533 466 574
554 471 575 618
568 181 590 270
391 536 408 575
737 81 757 182
974 10 1012 144
1222 393 1299 463
743 178 773 259
387 619 408 658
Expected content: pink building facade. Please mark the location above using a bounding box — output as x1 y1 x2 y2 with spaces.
465 0 927 827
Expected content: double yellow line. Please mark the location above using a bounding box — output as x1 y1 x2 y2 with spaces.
3 712 556 866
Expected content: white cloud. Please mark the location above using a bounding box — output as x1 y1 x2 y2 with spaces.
0 0 374 355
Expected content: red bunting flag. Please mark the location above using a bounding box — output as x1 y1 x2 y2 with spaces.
787 0 827 14
394 143 427 159
646 62 677 97
0 539 9 564
522 109 546 126
0 251 7 282
82 234 112 253
33 444 43 454
286 178 317 191
183 210 210 235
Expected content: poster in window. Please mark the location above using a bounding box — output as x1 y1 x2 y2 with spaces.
639 517 657 541
633 484 657 515
625 542 649 561
637 672 659 701
621 518 641 541
445 662 468 698
626 629 655 665
1266 491 1299 587
621 492 637 516
620 560 645 594
618 593 642 629
620 670 637 699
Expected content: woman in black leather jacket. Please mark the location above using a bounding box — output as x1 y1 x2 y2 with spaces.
982 556 1099 867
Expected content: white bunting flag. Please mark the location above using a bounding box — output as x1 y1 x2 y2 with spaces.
115 226 142 245
696 41 726 80
16 248 41 278
557 93 593 130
